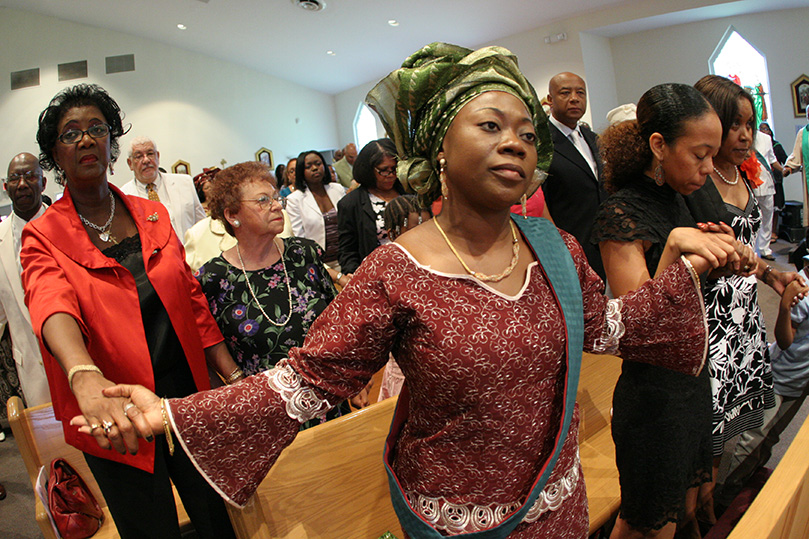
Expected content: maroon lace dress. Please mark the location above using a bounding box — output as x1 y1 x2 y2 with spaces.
166 232 706 538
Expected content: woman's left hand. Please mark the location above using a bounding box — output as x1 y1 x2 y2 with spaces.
349 379 374 409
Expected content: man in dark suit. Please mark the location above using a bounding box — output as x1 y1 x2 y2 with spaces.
542 72 607 280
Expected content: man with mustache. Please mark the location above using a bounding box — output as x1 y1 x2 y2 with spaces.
542 72 607 280
122 136 205 239
0 153 51 411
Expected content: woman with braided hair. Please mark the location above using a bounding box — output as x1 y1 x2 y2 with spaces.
75 44 742 538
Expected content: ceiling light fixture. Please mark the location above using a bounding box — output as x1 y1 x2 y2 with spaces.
388 20 399 27
327 50 336 56
177 24 187 30
291 0 326 12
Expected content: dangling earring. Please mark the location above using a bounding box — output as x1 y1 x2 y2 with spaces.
520 194 528 218
108 163 114 176
439 158 448 199
654 163 665 187
233 219 241 228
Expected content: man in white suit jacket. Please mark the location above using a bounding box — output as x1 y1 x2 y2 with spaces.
121 136 205 239
0 153 51 407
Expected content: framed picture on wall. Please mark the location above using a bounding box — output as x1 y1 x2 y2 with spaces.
255 147 273 168
172 160 190 176
791 74 809 117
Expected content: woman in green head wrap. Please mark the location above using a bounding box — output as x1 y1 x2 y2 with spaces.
76 43 736 538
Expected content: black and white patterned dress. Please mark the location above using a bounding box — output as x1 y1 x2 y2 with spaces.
701 184 774 456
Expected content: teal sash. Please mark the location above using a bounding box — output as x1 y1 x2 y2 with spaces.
802 126 809 200
384 215 584 538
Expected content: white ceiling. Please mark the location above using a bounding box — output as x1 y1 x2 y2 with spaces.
2 0 808 95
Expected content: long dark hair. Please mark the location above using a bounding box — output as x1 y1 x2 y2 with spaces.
601 83 713 193
694 75 756 142
294 150 332 191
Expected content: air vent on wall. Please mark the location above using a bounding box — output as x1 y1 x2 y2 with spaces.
58 60 88 81
106 54 135 74
10 68 40 90
291 0 326 12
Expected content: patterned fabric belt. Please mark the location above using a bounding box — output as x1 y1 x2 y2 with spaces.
405 449 581 534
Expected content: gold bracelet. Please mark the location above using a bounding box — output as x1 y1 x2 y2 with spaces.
224 367 245 385
67 364 103 392
161 398 175 456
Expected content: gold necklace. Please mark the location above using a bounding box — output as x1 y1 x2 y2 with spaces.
434 218 519 282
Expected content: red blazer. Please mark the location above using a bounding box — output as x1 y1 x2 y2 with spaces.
20 185 222 473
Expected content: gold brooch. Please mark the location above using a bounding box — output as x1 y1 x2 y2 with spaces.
147 212 159 222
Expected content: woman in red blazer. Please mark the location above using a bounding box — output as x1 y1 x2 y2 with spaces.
21 84 239 539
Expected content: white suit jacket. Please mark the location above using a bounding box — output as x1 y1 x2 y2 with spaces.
0 212 50 406
121 172 206 240
284 183 346 250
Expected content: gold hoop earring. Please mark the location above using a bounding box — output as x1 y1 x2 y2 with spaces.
439 158 448 199
654 163 665 187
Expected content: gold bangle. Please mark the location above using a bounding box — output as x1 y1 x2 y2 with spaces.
224 367 245 385
161 398 175 456
67 364 103 392
681 255 701 289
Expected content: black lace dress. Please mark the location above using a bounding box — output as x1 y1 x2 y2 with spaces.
592 176 712 531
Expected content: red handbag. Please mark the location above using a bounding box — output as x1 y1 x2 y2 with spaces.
48 458 104 539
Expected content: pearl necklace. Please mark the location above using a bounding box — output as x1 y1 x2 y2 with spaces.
713 166 739 185
77 191 117 243
434 218 519 283
236 239 293 327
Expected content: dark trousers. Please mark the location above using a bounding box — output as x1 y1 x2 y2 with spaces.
85 436 236 539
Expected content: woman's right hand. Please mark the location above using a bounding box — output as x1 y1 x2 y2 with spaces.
666 225 739 275
70 371 143 455
71 383 163 445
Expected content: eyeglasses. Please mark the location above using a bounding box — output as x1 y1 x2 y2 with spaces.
131 150 157 162
4 170 43 186
375 166 397 177
57 124 111 144
241 194 284 209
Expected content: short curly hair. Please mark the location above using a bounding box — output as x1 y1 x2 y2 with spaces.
601 83 713 194
208 161 274 236
36 84 127 185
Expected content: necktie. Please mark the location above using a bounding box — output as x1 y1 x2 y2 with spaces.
569 130 597 176
146 183 160 202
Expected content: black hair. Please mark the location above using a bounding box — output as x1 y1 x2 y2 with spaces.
383 194 432 238
353 138 401 191
294 150 332 191
694 75 757 142
601 83 713 193
36 84 127 184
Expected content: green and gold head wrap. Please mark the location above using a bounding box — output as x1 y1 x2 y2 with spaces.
366 42 553 208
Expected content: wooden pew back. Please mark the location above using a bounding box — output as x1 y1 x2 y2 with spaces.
227 352 623 539
6 396 191 539
725 412 809 539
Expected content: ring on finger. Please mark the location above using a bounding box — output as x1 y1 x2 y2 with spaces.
102 420 114 435
89 423 101 432
123 402 137 416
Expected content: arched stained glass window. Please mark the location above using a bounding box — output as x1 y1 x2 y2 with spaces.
710 26 773 128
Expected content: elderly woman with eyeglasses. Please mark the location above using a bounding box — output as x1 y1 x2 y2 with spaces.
193 161 353 423
337 138 404 275
20 84 238 538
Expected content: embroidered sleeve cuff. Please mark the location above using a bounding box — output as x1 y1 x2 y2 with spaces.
268 360 334 423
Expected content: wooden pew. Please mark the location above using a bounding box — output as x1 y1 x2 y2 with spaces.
725 412 809 539
6 396 192 539
226 351 623 538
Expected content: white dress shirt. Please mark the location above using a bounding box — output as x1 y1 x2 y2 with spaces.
549 115 598 176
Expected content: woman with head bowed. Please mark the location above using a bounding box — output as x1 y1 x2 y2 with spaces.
78 46 740 538
593 83 752 539
337 138 404 275
22 84 237 538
